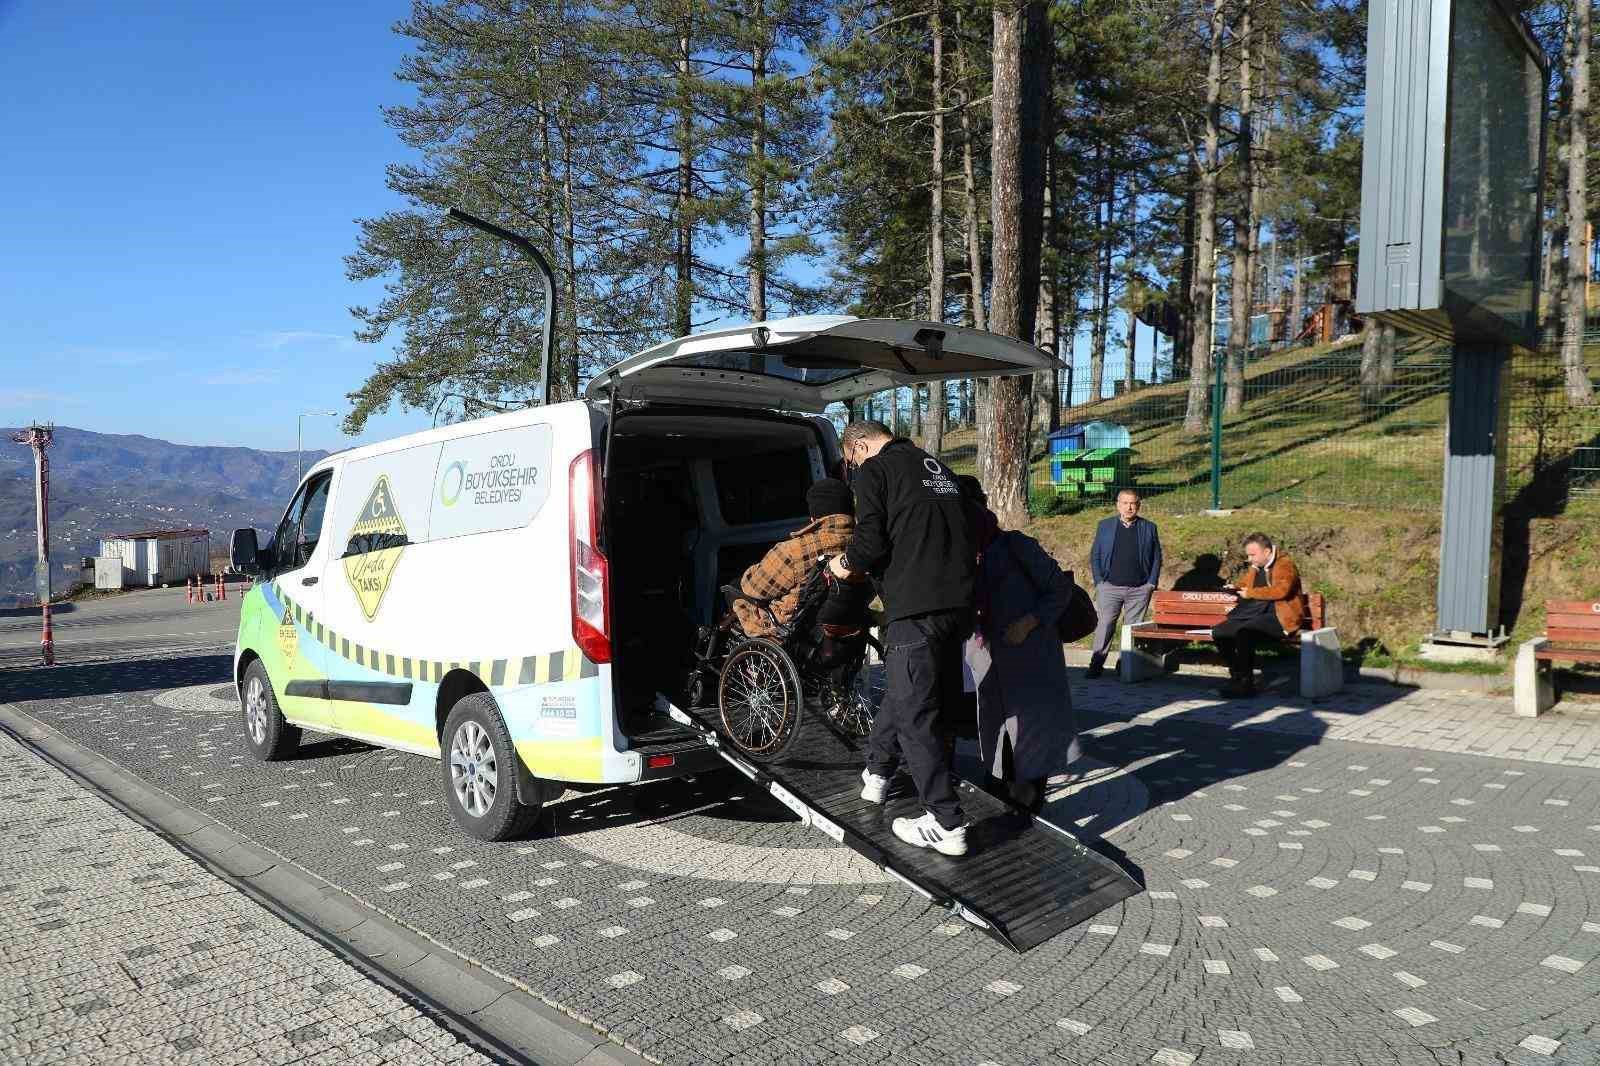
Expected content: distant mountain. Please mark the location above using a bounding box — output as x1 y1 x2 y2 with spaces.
0 426 330 604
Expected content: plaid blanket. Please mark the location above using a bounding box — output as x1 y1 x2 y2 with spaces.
734 514 854 638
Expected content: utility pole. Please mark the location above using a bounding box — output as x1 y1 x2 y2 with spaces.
12 424 55 666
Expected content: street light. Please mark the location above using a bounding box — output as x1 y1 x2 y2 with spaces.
297 411 339 485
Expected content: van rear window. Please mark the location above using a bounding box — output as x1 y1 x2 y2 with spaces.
713 450 812 526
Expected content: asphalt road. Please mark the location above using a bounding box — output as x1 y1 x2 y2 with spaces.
0 586 240 667
3 592 1599 1064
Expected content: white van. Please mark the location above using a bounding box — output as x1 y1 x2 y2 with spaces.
231 315 1052 840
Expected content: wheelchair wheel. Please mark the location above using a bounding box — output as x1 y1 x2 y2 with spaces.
718 639 803 759
820 639 884 740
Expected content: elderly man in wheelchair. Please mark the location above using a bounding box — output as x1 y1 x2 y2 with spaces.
684 479 882 759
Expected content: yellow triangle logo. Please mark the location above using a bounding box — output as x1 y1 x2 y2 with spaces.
277 607 298 665
343 475 408 621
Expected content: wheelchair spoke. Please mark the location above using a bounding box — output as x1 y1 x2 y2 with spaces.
718 644 795 755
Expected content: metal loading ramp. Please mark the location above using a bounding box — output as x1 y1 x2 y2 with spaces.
661 697 1141 953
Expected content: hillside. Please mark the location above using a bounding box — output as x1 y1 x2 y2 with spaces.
0 427 328 605
944 334 1600 521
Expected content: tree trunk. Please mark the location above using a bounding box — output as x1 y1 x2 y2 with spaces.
1123 178 1138 395
985 0 1048 529
1183 0 1225 435
1175 182 1196 378
748 19 768 323
926 3 947 456
1562 0 1593 403
958 17 985 334
1379 322 1396 389
1093 167 1115 401
674 18 695 337
1225 0 1253 414
1359 317 1381 403
1034 108 1058 434
1088 147 1110 402
1290 238 1304 340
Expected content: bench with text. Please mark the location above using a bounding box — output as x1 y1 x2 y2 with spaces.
1514 600 1600 717
1119 589 1344 698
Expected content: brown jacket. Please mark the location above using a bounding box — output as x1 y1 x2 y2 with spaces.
735 514 855 638
1232 550 1307 633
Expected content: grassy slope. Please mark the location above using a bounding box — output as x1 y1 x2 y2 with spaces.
937 335 1600 670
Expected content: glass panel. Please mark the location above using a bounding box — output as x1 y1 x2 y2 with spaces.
713 449 814 525
297 475 332 565
672 350 865 385
1441 0 1542 339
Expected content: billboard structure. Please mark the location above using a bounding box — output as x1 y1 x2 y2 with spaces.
1355 0 1548 646
1357 0 1547 348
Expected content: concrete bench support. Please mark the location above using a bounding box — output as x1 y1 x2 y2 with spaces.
1118 624 1168 682
1513 636 1556 718
1298 627 1344 699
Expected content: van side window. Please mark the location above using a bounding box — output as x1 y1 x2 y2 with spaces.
272 473 332 572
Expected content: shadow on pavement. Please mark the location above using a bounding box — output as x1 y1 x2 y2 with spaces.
0 654 233 702
0 603 76 619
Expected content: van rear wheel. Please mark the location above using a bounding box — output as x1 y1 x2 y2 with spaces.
240 660 300 761
440 693 542 842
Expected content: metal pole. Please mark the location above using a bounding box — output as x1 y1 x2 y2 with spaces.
447 208 558 406
296 414 303 485
12 425 54 665
1211 349 1224 511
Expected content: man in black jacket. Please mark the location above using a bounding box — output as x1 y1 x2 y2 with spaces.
828 421 975 856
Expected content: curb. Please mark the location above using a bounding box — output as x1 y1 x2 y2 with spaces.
0 701 656 1066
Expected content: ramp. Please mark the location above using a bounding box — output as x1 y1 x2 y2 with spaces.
661 697 1141 953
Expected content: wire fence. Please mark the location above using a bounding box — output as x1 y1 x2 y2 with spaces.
838 322 1600 521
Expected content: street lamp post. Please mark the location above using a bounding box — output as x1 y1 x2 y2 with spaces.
297 411 339 485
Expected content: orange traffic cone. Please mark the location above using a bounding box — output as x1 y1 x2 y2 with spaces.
186 577 194 604
216 574 225 600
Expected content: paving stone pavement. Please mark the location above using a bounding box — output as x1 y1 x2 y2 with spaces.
0 727 498 1066
5 651 1600 1064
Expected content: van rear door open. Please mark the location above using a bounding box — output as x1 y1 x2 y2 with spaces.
585 315 1058 412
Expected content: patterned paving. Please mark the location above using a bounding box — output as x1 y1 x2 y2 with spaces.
4 650 1600 1064
0 728 493 1066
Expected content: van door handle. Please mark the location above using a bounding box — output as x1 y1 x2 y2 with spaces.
301 576 319 586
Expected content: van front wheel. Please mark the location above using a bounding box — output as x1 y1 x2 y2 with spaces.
440 694 541 841
240 660 300 761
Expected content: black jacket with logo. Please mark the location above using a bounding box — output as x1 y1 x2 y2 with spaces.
842 439 975 622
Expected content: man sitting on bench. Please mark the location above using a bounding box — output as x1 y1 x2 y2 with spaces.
1214 532 1307 698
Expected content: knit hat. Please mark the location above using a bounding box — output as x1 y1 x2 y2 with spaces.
806 477 854 519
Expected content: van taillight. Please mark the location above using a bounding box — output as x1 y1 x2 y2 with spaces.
569 449 611 664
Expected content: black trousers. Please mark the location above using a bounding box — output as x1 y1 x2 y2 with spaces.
866 609 971 830
1212 608 1284 683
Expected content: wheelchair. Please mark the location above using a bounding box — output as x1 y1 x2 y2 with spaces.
684 560 883 761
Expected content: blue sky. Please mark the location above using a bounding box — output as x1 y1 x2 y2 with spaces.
0 0 430 452
0 0 1163 455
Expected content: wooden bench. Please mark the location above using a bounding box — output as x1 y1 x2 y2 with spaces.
1119 589 1344 698
1514 600 1600 717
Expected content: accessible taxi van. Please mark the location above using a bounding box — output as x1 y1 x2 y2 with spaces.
230 315 1052 841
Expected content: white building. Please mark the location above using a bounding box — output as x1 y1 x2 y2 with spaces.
97 528 210 589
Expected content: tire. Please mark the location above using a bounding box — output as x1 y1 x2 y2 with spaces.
440 693 542 842
240 659 300 761
718 638 804 760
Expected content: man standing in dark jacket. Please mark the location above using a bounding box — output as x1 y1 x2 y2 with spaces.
1086 489 1162 678
829 421 975 857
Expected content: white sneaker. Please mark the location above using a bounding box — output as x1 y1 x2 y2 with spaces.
892 812 969 857
860 768 889 804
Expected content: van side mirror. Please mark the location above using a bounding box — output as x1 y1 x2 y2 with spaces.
231 528 263 574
